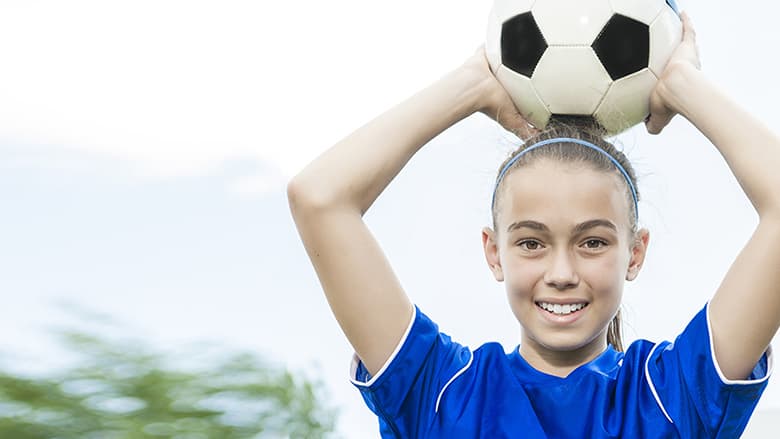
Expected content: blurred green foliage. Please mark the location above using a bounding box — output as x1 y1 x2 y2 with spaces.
0 328 338 438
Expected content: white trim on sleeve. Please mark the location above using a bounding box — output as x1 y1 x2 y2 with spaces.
349 306 418 388
705 302 774 385
435 350 473 413
644 343 675 425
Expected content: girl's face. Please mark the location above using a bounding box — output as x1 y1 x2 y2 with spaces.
483 159 648 368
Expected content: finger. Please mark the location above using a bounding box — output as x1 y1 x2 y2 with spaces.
645 112 674 136
680 11 697 43
496 107 533 139
506 109 539 139
514 120 540 139
680 12 702 69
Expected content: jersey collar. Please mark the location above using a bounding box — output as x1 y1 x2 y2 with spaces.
508 344 624 384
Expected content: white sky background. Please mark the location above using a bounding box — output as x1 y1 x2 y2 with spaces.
0 0 779 437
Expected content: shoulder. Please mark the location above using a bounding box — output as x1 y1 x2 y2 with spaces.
432 340 525 418
349 306 514 398
622 304 772 435
639 303 772 388
349 305 520 435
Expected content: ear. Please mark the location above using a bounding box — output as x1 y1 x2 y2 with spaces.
482 227 504 282
626 228 650 281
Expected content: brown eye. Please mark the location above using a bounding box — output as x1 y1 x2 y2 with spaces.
518 240 542 251
583 239 608 249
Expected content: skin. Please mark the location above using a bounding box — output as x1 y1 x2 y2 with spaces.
289 11 780 384
482 161 649 377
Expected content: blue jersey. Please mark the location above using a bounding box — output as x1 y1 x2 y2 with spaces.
350 304 772 438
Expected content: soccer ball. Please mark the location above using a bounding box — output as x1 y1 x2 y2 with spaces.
486 0 682 135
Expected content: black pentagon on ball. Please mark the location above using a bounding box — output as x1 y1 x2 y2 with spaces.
501 12 547 78
592 14 649 81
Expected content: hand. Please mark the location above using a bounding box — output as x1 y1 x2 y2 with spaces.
646 11 702 135
460 46 539 139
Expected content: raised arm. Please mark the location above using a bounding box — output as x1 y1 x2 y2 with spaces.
648 13 780 380
287 49 532 376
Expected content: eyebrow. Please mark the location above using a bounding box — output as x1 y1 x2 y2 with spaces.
506 219 618 234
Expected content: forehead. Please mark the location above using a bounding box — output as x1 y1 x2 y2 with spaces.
497 159 631 231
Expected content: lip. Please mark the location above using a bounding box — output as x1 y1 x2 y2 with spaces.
535 301 588 325
535 298 589 305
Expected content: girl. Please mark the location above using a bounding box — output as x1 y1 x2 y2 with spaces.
287 13 775 438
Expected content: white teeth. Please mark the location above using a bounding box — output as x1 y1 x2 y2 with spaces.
537 302 587 315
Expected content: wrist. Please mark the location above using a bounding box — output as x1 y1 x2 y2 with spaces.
658 62 704 118
447 65 484 117
449 62 498 115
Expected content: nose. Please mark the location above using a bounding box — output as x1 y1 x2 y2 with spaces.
544 248 580 289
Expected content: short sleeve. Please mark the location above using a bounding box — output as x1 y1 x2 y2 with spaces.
645 303 773 437
349 306 471 438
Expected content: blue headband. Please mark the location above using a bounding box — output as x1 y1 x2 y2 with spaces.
491 137 639 219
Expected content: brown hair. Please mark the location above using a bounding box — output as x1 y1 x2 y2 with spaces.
491 121 639 351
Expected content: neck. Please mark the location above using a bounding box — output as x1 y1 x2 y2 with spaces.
519 334 609 378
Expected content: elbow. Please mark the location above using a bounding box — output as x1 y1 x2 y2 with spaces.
757 205 780 224
286 177 306 209
286 177 315 213
286 175 340 214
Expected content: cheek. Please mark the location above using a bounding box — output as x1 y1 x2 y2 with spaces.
582 251 629 291
502 255 544 295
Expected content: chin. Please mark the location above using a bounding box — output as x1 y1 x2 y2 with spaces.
536 332 603 353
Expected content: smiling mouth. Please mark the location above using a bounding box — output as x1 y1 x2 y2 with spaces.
536 302 589 316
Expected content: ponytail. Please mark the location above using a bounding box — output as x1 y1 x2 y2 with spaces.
606 310 623 352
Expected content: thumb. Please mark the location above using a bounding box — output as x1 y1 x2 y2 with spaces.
645 112 674 135
495 104 539 139
680 11 697 45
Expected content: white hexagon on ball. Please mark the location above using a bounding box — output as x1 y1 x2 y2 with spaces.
532 0 613 45
609 0 665 25
595 68 658 134
532 46 612 115
650 6 683 77
496 65 551 130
